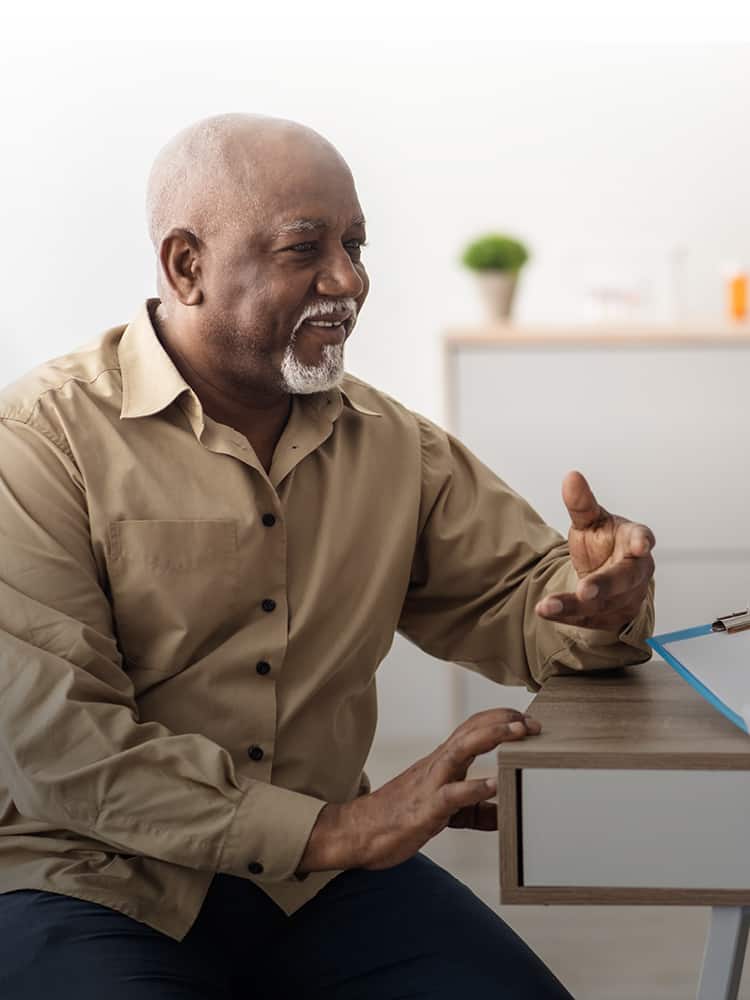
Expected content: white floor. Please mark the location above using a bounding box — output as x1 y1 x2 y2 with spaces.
365 744 750 1000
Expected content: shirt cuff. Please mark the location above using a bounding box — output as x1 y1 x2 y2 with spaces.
218 779 328 883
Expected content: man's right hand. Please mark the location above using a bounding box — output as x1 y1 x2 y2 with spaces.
297 708 541 874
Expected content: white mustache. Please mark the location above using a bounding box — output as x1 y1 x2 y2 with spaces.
292 299 358 335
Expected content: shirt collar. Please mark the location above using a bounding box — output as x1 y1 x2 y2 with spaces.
338 385 381 417
119 299 197 420
118 298 382 421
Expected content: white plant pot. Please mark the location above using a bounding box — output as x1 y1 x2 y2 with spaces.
476 270 519 321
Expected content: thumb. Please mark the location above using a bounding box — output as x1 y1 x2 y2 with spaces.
562 470 602 531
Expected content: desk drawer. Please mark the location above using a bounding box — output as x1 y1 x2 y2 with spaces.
522 769 750 889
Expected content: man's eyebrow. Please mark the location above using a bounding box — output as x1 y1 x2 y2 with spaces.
271 215 367 239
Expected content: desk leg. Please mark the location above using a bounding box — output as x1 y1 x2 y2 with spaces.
697 906 750 1000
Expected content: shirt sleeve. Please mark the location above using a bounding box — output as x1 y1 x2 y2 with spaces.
0 415 325 882
397 414 655 692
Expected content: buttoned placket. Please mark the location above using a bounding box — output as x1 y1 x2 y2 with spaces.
189 395 342 878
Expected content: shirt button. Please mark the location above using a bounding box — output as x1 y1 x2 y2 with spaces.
261 599 276 613
256 661 271 675
247 745 264 762
247 861 264 875
262 513 276 527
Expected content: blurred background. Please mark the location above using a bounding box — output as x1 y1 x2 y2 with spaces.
3 7 750 996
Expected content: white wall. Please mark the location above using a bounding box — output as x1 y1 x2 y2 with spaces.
3 42 749 422
2 40 749 748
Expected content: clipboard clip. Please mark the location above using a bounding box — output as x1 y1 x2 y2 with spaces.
711 608 750 634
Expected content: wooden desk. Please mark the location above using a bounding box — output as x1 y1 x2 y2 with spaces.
497 662 750 999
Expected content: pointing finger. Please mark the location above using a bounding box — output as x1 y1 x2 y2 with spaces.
562 470 603 531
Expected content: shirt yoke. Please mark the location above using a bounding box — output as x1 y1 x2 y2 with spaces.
0 325 125 426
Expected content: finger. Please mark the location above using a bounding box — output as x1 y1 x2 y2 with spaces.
624 522 656 558
536 582 650 630
450 707 529 740
431 708 528 761
557 603 647 632
575 552 654 605
429 720 540 787
436 708 537 761
436 776 498 824
562 470 604 531
537 557 653 620
448 800 498 831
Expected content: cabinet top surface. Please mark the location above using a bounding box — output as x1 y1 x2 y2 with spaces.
446 324 750 347
497 661 750 769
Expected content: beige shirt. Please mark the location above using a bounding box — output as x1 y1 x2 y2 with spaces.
0 300 654 940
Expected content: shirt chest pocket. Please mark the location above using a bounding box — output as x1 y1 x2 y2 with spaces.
107 519 239 675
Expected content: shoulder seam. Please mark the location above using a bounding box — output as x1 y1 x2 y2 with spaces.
0 364 120 460
0 366 120 442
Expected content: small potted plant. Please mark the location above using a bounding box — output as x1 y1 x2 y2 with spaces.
461 232 530 321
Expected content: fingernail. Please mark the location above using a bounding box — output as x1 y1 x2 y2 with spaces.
580 583 598 601
485 777 498 792
509 721 526 734
542 599 563 615
524 718 542 733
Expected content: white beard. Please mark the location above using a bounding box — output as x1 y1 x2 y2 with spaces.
280 338 345 394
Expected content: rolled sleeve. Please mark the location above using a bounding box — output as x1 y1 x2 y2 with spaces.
398 414 655 692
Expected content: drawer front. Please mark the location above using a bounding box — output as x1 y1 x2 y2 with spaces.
522 769 750 889
454 345 750 553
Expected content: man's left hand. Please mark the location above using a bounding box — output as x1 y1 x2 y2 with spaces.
535 470 655 633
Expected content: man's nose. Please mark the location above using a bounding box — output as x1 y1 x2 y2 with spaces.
315 248 365 299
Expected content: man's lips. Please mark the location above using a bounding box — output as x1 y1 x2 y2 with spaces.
299 319 347 345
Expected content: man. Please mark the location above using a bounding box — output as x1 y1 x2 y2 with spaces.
0 113 654 998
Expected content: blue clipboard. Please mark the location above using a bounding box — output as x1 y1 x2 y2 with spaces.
648 610 750 735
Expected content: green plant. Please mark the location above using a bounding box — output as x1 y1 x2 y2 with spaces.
461 233 530 272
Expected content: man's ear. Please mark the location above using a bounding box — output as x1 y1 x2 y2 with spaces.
159 228 204 306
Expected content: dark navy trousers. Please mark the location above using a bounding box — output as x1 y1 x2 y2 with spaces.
0 853 573 999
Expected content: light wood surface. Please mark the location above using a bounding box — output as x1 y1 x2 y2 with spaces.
497 662 750 770
445 323 750 346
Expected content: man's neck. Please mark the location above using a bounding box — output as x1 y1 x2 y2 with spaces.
150 301 293 460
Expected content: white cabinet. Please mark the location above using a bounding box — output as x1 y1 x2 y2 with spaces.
446 328 750 721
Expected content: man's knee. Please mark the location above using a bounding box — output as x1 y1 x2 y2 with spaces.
283 855 573 998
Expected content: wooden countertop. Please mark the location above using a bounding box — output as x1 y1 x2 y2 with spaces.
445 323 750 347
497 661 750 770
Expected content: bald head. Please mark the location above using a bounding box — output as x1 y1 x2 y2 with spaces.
145 112 346 252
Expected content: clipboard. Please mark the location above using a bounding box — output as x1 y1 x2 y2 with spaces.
647 608 750 734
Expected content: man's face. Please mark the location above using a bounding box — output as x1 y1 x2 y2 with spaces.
191 140 369 397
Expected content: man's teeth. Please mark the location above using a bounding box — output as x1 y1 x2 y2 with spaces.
306 320 342 327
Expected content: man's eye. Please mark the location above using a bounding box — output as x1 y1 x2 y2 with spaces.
346 239 368 257
287 240 368 254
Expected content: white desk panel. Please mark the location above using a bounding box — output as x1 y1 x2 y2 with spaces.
522 769 750 889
